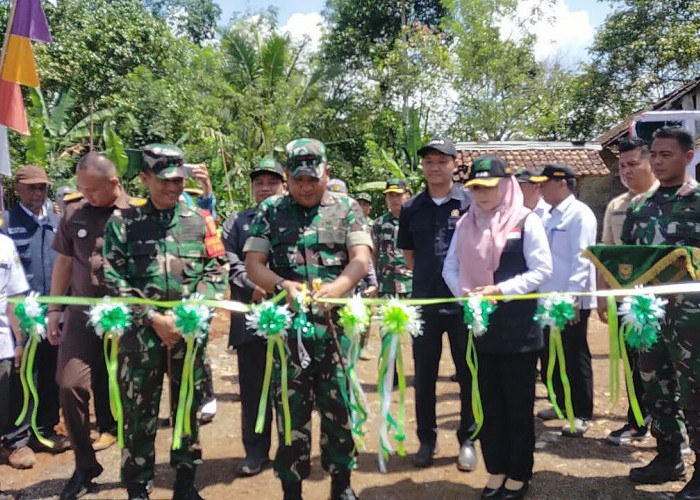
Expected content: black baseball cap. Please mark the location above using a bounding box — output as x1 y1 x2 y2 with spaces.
417 137 457 158
515 167 547 184
465 155 512 188
383 177 408 194
250 158 285 180
540 163 576 180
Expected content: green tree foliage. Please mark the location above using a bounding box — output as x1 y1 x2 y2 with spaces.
144 0 222 45
562 0 700 138
323 0 447 68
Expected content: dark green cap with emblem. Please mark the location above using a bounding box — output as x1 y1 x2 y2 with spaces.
465 154 512 188
285 138 328 179
383 177 408 194
251 157 285 180
142 144 186 179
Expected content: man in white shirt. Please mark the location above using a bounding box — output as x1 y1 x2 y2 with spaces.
538 163 597 437
515 168 550 219
598 139 658 446
0 232 32 489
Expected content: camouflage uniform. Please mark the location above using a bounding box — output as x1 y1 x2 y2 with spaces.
243 140 373 484
102 145 228 489
371 212 413 297
621 179 700 452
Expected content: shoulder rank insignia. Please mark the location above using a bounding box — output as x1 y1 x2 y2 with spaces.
63 192 83 202
129 197 147 207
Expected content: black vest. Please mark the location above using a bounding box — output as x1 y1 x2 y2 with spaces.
475 214 543 354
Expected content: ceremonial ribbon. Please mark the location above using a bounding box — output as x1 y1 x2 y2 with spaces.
337 295 372 448
535 294 576 432
171 294 212 451
246 299 293 445
293 285 313 369
13 292 54 449
462 295 496 440
87 298 132 449
376 299 422 473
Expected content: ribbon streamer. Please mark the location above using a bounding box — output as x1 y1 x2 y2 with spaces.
337 295 372 448
246 300 293 445
87 298 131 448
171 294 211 451
607 296 621 408
13 292 54 449
293 285 313 369
376 299 422 472
534 294 576 432
462 295 496 439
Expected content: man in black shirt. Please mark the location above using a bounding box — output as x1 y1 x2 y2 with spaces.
397 137 475 470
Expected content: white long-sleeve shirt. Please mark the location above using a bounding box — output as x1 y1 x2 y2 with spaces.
540 194 597 309
442 213 553 299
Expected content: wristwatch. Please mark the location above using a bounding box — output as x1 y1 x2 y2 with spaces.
274 278 286 294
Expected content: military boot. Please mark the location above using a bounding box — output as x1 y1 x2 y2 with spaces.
676 463 700 500
330 470 357 500
172 466 202 500
127 483 149 500
282 480 302 500
629 443 686 484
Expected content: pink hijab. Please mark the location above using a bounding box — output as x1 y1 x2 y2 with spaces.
455 176 531 292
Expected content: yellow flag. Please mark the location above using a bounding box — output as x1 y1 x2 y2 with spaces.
2 35 39 88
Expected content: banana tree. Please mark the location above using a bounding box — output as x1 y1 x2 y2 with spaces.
24 87 135 179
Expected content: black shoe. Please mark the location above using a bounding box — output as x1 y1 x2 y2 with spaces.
413 441 437 468
331 470 357 500
29 432 71 453
629 452 686 484
236 456 270 477
127 483 149 500
172 465 202 500
282 481 302 500
502 481 529 499
481 486 502 498
677 467 700 499
59 464 103 500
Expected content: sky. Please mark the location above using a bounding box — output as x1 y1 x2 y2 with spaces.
215 0 614 65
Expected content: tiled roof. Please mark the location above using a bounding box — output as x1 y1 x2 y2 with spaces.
453 142 609 182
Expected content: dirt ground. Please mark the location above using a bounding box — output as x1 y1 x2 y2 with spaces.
0 312 690 499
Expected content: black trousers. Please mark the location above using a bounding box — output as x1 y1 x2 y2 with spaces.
479 351 538 482
237 339 272 460
541 309 593 420
1 358 30 449
36 339 60 435
412 313 473 445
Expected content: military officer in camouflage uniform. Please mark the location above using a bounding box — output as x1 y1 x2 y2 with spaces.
621 127 700 500
244 138 372 500
102 145 228 500
372 178 413 298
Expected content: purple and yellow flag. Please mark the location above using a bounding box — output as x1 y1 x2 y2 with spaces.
0 0 52 135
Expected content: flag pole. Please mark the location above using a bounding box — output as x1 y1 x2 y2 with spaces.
0 0 19 209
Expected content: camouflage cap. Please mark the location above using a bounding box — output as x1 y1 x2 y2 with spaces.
355 192 372 203
285 138 327 179
142 144 186 179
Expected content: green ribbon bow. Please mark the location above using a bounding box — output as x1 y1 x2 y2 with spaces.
462 295 497 440
246 300 293 445
171 294 211 451
337 295 372 448
619 294 667 351
377 299 422 472
88 298 132 449
534 294 577 433
14 292 54 449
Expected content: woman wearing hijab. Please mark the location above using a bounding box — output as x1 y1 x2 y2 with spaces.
443 155 553 499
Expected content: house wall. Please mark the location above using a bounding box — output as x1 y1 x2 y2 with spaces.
578 175 611 239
